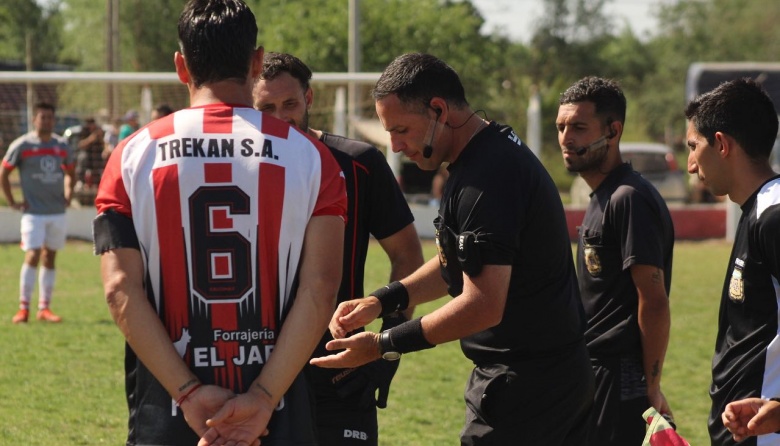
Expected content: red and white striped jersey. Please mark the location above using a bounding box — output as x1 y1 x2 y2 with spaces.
96 103 346 393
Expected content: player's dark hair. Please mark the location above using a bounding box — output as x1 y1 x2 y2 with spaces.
177 0 258 88
34 102 55 114
685 78 778 162
261 52 313 92
372 53 468 113
559 76 626 124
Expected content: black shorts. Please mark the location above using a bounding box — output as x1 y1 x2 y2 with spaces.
586 355 649 446
306 364 379 446
460 340 594 446
313 403 378 446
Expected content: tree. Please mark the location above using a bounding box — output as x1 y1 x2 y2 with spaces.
124 0 186 71
247 0 518 130
60 0 185 72
524 0 619 166
0 0 64 66
636 0 780 143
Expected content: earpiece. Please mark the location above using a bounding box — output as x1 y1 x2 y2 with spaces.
422 108 443 159
606 118 616 139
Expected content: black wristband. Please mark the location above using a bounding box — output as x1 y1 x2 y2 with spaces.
387 318 435 354
370 281 409 317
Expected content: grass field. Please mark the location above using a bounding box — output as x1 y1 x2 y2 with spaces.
0 239 731 444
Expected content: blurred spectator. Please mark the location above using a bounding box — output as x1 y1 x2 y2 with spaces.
74 117 106 206
118 110 140 142
103 117 122 154
151 104 174 120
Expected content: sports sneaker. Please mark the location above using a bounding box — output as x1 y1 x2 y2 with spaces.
36 308 62 323
12 309 29 324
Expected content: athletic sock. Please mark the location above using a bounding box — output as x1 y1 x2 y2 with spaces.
38 267 56 310
19 264 35 310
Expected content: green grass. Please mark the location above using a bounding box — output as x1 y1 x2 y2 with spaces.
0 239 731 445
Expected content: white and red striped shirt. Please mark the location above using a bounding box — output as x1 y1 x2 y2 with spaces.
96 103 346 393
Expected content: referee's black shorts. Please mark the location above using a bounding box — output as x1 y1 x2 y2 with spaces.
586 355 649 446
460 340 594 446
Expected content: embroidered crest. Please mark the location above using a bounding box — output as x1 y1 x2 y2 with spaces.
728 259 745 303
584 245 601 277
435 228 448 267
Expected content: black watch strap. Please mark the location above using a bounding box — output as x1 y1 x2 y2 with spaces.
379 330 401 361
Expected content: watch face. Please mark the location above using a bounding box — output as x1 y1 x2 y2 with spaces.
382 351 401 361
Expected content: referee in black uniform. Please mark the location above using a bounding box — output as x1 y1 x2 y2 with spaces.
557 77 675 445
685 79 780 446
312 53 594 445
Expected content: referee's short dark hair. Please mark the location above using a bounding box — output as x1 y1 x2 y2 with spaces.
559 76 626 124
373 53 469 113
177 0 258 88
685 77 778 161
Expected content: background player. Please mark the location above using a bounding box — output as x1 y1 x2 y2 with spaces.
93 1 347 445
253 51 424 446
1 101 74 324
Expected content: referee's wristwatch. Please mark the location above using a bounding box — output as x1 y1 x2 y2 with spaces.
378 330 401 361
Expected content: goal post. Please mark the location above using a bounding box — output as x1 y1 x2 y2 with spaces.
0 70 381 148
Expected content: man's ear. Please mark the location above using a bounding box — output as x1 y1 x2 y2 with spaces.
174 52 189 85
428 97 447 122
305 87 314 110
249 46 264 79
714 131 732 158
608 120 623 140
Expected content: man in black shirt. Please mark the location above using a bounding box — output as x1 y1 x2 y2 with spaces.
312 53 594 445
557 77 675 446
686 78 780 446
253 52 424 446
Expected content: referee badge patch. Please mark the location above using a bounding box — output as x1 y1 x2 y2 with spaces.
728 259 745 303
435 227 448 267
584 245 601 277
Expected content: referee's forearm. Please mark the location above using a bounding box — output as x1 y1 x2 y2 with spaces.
638 297 670 390
399 257 448 307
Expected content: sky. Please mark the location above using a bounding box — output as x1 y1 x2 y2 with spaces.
470 0 671 43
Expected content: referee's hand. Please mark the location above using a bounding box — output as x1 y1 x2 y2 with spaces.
329 296 382 339
310 331 380 369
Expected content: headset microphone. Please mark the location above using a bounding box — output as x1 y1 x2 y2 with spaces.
574 136 607 156
422 130 435 158
574 127 617 156
422 108 443 159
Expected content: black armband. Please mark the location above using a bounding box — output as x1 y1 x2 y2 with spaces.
370 281 409 318
93 209 140 255
387 318 435 354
